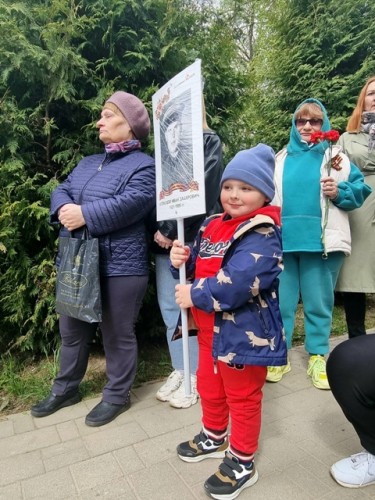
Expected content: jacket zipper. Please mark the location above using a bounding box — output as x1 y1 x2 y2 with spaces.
255 296 271 337
78 153 112 203
97 153 112 171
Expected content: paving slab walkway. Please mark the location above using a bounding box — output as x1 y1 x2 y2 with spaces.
1 332 375 499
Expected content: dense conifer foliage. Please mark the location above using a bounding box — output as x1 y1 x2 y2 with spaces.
0 0 374 353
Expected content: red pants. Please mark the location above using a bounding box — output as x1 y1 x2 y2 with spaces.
197 327 266 457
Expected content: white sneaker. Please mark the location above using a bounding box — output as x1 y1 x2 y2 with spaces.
169 375 198 409
156 370 183 402
330 451 375 488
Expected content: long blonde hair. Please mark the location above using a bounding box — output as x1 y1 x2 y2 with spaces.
346 76 375 132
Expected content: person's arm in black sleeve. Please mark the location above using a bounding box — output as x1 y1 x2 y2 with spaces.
201 130 224 215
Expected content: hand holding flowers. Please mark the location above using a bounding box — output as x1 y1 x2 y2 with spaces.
310 129 341 184
310 129 341 256
310 129 341 177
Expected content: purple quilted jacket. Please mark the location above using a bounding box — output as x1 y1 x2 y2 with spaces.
50 150 155 276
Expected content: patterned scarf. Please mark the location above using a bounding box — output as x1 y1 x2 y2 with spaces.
361 112 375 151
104 139 141 154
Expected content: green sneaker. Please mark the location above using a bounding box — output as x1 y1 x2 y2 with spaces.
266 361 291 383
307 355 330 390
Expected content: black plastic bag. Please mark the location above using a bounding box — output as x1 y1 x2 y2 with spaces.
55 230 102 323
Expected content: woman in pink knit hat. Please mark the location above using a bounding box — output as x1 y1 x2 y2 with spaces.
31 91 156 427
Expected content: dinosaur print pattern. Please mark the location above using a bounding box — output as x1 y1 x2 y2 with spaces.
182 212 287 367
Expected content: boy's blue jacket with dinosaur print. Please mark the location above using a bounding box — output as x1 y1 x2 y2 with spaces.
172 209 287 367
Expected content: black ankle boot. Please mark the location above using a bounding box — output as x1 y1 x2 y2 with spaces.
31 390 81 417
85 399 131 427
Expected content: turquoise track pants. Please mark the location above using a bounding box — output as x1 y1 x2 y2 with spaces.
279 252 344 355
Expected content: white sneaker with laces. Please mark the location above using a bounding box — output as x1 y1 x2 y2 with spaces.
156 370 183 402
330 451 375 488
169 375 198 409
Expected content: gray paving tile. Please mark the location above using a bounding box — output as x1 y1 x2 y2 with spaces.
79 477 137 499
254 453 281 477
10 412 35 434
299 454 352 489
284 462 333 497
262 380 292 401
56 419 80 442
42 437 90 472
362 485 375 498
73 416 101 436
0 417 14 438
0 425 60 459
246 470 315 499
262 400 353 447
261 397 292 425
83 420 148 456
132 380 161 401
21 467 77 499
332 435 364 456
131 399 201 438
258 435 310 467
70 453 123 491
113 445 147 474
297 438 347 467
273 384 333 415
171 452 225 487
128 460 196 500
0 482 22 500
0 336 372 500
0 451 44 486
320 487 371 498
133 425 199 467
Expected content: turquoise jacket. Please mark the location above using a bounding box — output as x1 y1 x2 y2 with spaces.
274 98 371 255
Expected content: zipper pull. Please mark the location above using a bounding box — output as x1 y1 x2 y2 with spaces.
98 153 111 171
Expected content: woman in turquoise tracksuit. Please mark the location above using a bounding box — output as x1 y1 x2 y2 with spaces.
267 98 371 390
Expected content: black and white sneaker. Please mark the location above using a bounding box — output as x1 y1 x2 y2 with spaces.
177 430 228 463
204 451 258 499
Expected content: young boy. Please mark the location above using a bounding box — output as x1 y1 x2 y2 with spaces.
170 143 287 499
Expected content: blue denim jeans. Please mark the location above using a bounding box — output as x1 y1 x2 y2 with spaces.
155 253 198 374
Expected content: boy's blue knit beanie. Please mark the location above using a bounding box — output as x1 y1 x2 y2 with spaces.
221 143 276 200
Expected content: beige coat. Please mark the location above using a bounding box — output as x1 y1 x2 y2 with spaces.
335 132 375 292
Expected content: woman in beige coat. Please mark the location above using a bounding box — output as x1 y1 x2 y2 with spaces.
336 76 375 337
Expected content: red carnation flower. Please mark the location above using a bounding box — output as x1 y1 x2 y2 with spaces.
310 131 325 144
324 130 340 142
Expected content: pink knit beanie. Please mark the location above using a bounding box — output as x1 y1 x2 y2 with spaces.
105 91 150 140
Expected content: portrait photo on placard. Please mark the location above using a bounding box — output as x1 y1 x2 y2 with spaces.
159 89 193 196
153 60 206 222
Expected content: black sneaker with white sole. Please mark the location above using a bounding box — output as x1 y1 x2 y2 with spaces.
204 451 258 499
177 430 228 463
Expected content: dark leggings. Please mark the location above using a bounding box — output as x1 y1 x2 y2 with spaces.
341 292 367 338
53 275 148 404
327 335 375 455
